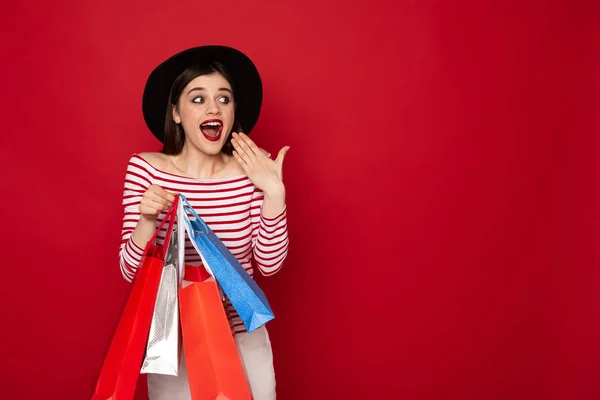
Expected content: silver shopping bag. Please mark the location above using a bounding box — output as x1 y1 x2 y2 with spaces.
140 198 182 376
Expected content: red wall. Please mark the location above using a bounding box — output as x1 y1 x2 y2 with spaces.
1 1 598 399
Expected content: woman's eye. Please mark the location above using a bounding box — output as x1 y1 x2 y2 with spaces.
192 97 204 103
219 96 230 104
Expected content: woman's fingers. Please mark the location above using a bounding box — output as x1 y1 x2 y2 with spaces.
275 146 290 165
142 185 177 214
140 197 163 215
232 150 250 171
148 192 171 207
237 132 264 159
231 133 253 166
150 184 176 202
142 195 169 212
139 184 179 218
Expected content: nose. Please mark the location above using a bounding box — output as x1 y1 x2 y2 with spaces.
205 98 222 115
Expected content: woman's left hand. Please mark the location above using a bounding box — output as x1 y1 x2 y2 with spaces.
231 132 289 197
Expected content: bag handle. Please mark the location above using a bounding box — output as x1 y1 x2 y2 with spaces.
177 197 187 282
142 196 180 260
178 194 217 279
179 194 206 231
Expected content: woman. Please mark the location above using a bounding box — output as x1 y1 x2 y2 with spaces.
119 45 289 400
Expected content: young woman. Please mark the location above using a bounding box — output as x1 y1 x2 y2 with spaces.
119 45 289 400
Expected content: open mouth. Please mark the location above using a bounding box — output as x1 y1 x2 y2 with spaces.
200 119 223 142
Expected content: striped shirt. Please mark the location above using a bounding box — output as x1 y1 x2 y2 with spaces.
119 154 289 336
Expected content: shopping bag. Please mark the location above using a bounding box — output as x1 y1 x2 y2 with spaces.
92 199 179 400
140 196 181 376
179 194 274 333
179 280 252 400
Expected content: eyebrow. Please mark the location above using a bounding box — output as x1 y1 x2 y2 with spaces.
187 87 232 95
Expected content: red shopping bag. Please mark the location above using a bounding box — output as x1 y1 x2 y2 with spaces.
92 199 179 400
179 273 252 400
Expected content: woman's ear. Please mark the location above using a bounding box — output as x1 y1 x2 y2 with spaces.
172 105 181 124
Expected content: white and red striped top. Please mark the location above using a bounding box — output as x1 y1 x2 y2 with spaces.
119 154 289 336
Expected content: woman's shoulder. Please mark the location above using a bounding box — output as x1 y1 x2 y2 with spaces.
129 152 167 171
137 151 167 165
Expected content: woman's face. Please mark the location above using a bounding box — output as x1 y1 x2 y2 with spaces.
173 72 235 155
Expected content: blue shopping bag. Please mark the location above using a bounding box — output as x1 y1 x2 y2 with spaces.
178 194 275 332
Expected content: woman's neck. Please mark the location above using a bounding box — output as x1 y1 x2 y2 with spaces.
171 144 230 179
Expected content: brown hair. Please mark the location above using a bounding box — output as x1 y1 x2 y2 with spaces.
161 61 242 155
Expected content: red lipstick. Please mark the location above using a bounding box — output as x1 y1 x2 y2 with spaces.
199 119 223 142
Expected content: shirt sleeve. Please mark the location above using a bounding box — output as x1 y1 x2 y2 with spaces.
119 155 153 282
249 187 289 276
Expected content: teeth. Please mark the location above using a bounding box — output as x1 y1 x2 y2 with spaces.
202 122 221 127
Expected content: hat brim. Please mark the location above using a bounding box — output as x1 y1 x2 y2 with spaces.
142 45 262 143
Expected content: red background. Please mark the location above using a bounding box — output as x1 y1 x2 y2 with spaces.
1 1 599 399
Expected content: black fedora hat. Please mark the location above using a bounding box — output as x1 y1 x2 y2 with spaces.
142 45 263 142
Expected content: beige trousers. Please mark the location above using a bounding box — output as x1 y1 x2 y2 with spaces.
147 326 276 400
